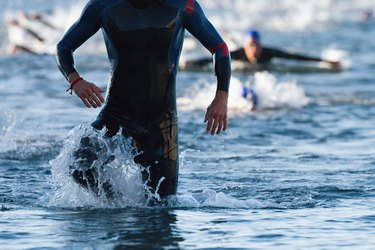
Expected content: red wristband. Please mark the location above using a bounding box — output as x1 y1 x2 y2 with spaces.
70 77 83 88
66 77 83 94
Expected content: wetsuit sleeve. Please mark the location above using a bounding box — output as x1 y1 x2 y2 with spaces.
182 0 231 92
55 1 102 80
230 48 248 61
185 57 212 68
268 48 323 62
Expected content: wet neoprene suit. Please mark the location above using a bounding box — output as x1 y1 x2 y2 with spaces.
186 46 323 68
230 47 322 63
55 0 231 198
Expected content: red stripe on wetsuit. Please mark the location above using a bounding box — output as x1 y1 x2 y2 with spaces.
185 0 195 16
209 42 229 57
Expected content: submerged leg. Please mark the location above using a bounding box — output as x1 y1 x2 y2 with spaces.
70 135 115 199
70 112 179 202
133 112 179 200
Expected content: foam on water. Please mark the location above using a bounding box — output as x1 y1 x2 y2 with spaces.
321 46 351 69
0 103 16 137
178 72 309 113
174 189 273 209
251 72 309 110
48 124 271 209
49 123 147 208
47 124 312 210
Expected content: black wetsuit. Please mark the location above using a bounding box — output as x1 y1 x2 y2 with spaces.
185 46 323 68
55 0 231 199
230 47 322 64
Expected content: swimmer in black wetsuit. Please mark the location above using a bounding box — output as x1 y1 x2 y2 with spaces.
55 0 231 201
185 30 342 70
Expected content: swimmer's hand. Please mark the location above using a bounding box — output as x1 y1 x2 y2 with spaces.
326 60 342 70
71 78 105 108
204 90 228 135
73 80 105 108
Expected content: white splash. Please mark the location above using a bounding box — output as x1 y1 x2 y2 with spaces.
174 189 273 209
251 72 309 110
177 72 309 114
321 46 351 69
0 103 16 137
49 123 147 208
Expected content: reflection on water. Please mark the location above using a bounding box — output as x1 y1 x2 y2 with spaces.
1 208 184 249
59 209 183 249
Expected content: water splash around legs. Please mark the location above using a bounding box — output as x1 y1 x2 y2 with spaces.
49 123 154 208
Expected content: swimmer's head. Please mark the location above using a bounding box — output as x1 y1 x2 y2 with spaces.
247 29 260 41
244 29 262 62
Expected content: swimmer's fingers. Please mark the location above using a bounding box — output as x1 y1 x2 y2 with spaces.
205 109 223 135
213 114 227 135
216 115 226 134
87 95 99 108
223 114 227 132
79 96 91 108
205 109 214 134
73 80 105 108
90 84 105 103
87 85 104 108
79 87 99 108
327 60 342 70
204 91 228 135
210 115 219 135
72 81 94 108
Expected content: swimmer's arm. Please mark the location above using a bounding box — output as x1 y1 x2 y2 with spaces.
269 48 322 61
182 0 231 92
269 48 342 68
183 47 244 69
183 0 230 135
182 57 212 69
230 48 248 61
55 1 105 108
55 1 102 79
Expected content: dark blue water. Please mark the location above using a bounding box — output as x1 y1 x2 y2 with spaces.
1 0 375 249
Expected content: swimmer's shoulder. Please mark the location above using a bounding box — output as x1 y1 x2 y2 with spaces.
162 0 200 12
84 0 122 12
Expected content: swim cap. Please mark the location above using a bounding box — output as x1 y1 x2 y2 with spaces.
247 29 260 40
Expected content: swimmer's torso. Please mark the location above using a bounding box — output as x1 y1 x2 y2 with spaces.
104 0 181 121
56 0 229 124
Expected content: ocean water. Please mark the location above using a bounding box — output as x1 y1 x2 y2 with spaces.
1 0 375 249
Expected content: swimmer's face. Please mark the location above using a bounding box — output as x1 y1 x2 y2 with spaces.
247 38 262 58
